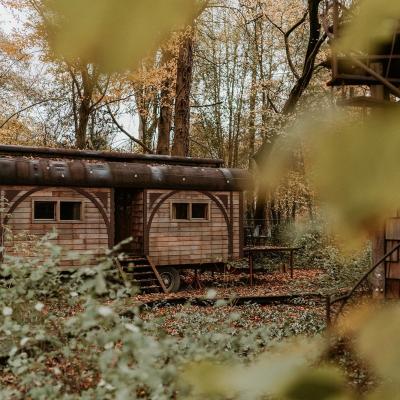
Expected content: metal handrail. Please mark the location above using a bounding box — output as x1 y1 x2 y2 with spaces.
327 242 400 325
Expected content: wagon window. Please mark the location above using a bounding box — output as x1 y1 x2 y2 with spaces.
172 203 189 220
191 203 209 220
34 201 56 221
60 201 82 221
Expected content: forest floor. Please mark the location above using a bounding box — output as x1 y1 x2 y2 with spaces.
132 268 327 304
129 267 371 393
121 267 331 339
1 265 372 395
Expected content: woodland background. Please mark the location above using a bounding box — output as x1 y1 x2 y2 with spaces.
3 1 400 399
0 0 336 232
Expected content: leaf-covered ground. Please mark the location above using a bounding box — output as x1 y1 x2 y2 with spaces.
140 302 326 339
131 268 328 346
132 268 325 305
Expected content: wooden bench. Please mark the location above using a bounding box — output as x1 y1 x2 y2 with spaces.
243 246 301 286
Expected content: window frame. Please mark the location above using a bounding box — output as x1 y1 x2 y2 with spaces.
59 200 84 222
170 201 210 222
191 202 210 220
32 200 57 222
171 201 190 221
32 199 85 224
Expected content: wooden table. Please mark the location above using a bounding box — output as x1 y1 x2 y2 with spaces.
243 246 301 286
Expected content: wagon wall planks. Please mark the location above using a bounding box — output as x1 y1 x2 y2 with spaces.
146 190 241 266
0 186 111 266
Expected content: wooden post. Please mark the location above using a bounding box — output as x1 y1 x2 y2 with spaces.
249 253 254 286
370 62 389 299
326 295 331 327
281 255 286 273
371 224 386 299
290 250 294 279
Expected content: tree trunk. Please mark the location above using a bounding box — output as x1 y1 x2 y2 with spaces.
74 65 97 149
138 113 146 144
282 0 325 115
134 86 148 149
157 50 174 155
254 0 325 226
248 60 257 169
76 66 97 149
254 189 267 224
172 30 194 157
76 98 91 149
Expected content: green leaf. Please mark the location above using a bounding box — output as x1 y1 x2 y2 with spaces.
283 367 349 400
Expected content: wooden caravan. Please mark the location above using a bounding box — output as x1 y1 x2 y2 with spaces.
323 0 400 299
0 145 250 291
325 0 400 90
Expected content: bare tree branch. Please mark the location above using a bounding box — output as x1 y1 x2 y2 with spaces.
67 66 83 100
266 11 308 80
0 98 59 129
266 94 279 114
92 76 111 109
93 93 137 112
191 101 223 108
106 105 153 154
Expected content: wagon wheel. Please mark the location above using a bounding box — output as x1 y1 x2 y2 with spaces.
159 267 181 293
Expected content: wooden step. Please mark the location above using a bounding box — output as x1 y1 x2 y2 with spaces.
140 285 161 290
122 265 152 272
113 255 167 294
133 278 159 284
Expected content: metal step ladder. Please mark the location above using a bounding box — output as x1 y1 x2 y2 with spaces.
114 254 167 294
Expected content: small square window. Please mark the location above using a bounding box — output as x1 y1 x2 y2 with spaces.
172 203 189 220
192 203 209 219
34 201 56 221
60 201 82 221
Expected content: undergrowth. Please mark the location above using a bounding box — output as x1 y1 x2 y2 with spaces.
0 236 394 400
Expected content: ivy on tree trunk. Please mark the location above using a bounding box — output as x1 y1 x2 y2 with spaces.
172 30 194 157
157 50 174 155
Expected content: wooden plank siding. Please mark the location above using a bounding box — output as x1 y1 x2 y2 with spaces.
385 217 400 284
384 217 400 297
146 190 241 266
131 191 144 254
0 186 244 269
0 186 111 267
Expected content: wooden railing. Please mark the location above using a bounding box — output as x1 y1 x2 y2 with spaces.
326 242 400 325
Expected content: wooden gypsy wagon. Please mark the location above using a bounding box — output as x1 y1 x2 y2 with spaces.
0 145 250 292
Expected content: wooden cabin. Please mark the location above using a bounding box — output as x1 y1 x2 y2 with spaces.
325 0 400 298
326 0 400 89
0 145 250 291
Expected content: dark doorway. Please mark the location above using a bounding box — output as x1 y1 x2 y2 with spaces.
114 190 144 254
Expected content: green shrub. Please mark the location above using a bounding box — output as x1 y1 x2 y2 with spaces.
292 219 371 292
0 237 387 400
0 239 325 398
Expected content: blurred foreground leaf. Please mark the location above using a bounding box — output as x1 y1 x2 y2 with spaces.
336 303 400 399
183 338 324 399
283 367 349 400
308 109 400 238
337 0 400 54
356 305 400 383
260 108 400 244
44 0 201 71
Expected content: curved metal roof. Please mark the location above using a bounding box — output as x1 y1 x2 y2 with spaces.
0 145 223 167
0 157 251 191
